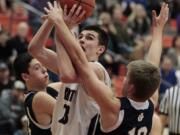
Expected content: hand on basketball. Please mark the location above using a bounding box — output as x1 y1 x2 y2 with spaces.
63 4 86 29
44 1 64 23
152 2 169 31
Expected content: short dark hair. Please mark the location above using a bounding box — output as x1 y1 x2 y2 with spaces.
80 25 109 52
13 53 33 82
127 60 161 101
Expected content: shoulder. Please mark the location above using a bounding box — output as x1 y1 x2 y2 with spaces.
32 91 55 113
47 82 62 92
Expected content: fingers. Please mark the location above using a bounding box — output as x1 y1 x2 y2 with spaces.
152 10 157 26
64 5 68 16
44 7 50 14
68 4 78 17
78 10 86 20
75 6 82 16
152 10 157 18
47 2 53 10
54 1 58 8
160 2 168 16
161 3 169 21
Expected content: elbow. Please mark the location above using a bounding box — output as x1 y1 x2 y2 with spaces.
28 43 42 57
28 43 36 55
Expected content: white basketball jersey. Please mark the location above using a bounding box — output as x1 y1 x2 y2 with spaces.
51 62 111 135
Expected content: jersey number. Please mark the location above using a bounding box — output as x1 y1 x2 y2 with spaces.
59 104 70 124
128 127 148 135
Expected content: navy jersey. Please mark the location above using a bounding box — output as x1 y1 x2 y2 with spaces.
88 114 103 135
101 97 154 135
24 87 58 135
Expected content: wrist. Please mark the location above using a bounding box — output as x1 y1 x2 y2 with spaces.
54 17 64 25
46 19 54 26
153 28 163 35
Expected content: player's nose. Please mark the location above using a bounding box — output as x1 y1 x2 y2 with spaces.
79 39 85 45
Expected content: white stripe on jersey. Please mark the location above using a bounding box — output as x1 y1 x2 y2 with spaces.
26 107 51 129
160 85 180 133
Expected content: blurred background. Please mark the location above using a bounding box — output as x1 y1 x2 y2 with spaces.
0 0 179 135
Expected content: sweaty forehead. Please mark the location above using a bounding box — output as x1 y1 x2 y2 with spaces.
80 30 99 38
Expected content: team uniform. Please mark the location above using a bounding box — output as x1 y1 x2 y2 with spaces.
24 86 58 135
51 62 111 135
160 85 180 135
101 97 154 135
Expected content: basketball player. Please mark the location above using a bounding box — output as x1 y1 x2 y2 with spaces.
44 2 169 135
13 53 59 135
28 2 111 135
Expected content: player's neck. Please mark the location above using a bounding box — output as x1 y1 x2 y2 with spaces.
128 95 146 102
88 56 98 62
26 84 46 92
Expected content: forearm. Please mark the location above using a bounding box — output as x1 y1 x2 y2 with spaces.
159 115 168 134
55 32 78 82
146 29 163 67
28 20 59 74
28 20 53 54
150 88 159 108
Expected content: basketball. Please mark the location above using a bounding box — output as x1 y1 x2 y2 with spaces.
58 0 95 22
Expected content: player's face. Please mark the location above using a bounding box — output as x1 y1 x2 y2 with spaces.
26 59 49 89
78 30 104 61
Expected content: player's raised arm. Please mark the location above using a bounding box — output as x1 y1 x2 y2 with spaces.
29 2 79 81
55 31 78 82
28 19 59 74
53 3 87 83
146 3 169 105
146 3 169 67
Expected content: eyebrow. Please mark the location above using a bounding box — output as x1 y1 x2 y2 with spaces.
32 63 41 68
87 33 96 38
79 33 96 38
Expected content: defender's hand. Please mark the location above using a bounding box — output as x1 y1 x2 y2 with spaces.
63 4 86 29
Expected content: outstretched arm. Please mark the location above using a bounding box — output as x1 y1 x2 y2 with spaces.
28 2 78 81
53 4 86 82
146 3 169 105
44 1 120 129
146 3 169 67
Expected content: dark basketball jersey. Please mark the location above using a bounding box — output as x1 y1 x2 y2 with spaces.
101 97 154 135
88 114 103 135
24 87 58 135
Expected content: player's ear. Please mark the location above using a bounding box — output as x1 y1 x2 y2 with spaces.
127 84 135 95
97 45 105 55
21 73 29 82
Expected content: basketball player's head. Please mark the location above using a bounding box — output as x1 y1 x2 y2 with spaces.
79 25 109 61
122 60 160 102
14 53 49 90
